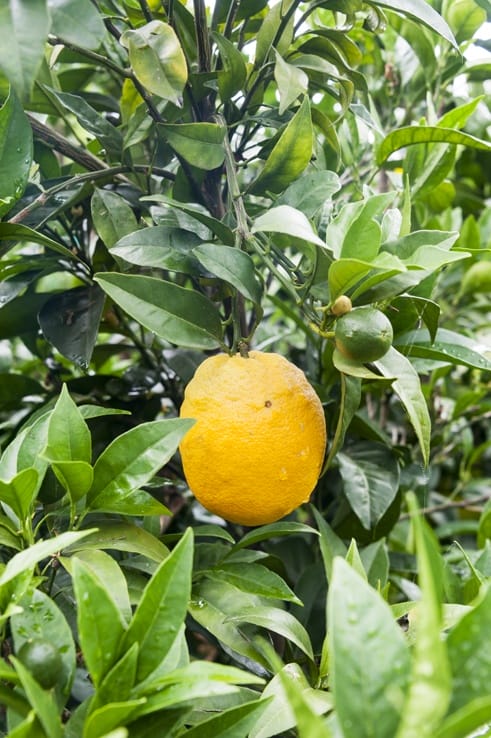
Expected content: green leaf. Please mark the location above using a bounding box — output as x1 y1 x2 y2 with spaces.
0 469 38 521
43 385 91 464
395 328 491 372
0 1 50 100
377 126 491 166
212 32 247 100
252 205 324 247
328 558 410 738
276 170 341 218
121 21 188 105
337 444 400 530
249 97 313 195
82 699 145 738
193 243 263 304
140 196 235 246
38 285 106 370
274 50 309 115
435 696 491 738
51 460 93 501
373 347 431 466
123 529 193 681
227 606 314 660
324 374 361 470
94 273 223 350
11 587 76 699
232 522 318 550
325 193 396 260
394 493 451 738
47 0 106 50
66 548 132 623
88 418 193 515
207 563 301 604
10 658 63 738
446 585 491 713
250 663 333 738
184 699 272 738
68 520 169 563
254 0 295 66
333 349 389 380
159 123 225 170
277 666 334 738
0 529 94 586
371 0 457 47
91 189 139 249
0 223 77 261
110 225 201 274
95 642 139 706
72 557 127 688
0 88 33 217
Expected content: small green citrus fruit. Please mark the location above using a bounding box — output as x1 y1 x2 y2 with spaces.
335 307 393 363
17 639 62 689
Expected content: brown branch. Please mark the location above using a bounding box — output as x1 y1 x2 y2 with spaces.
399 494 491 521
27 114 109 172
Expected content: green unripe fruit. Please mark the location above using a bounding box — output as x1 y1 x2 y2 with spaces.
335 307 393 363
461 261 491 296
17 639 62 689
331 295 353 317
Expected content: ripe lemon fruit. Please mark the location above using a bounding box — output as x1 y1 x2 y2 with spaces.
335 306 393 363
179 351 326 526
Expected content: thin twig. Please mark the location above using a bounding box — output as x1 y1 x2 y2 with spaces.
399 494 491 521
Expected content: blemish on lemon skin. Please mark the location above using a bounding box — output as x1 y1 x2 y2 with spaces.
264 400 272 407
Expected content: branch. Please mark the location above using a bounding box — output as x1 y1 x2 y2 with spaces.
27 114 109 172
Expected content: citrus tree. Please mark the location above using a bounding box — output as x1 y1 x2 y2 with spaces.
0 0 491 736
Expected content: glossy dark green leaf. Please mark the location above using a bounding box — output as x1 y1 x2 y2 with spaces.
44 385 91 464
159 122 225 170
0 1 50 100
38 285 105 370
141 196 235 246
95 642 139 706
233 522 318 550
87 418 192 514
329 558 410 738
249 97 313 195
0 469 38 521
0 88 32 217
338 444 400 530
47 0 106 50
82 699 145 738
371 0 457 47
11 587 76 699
0 223 76 261
68 520 169 563
51 461 94 501
111 225 201 274
374 347 431 466
207 563 301 604
395 328 491 372
184 699 271 738
193 243 263 304
94 272 223 349
212 32 247 99
228 606 314 660
122 528 193 681
91 189 139 249
72 557 127 688
0 375 43 411
121 21 187 104
395 493 451 738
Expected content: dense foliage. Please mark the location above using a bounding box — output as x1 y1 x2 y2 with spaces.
0 0 490 735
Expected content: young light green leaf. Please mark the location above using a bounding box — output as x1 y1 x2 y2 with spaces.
232 522 318 550
0 2 50 100
278 665 334 738
82 699 145 738
94 643 139 707
51 461 93 501
227 606 314 660
94 273 223 349
44 385 91 464
0 88 32 217
10 658 63 738
72 557 127 688
374 347 431 466
329 558 410 738
159 123 225 170
371 0 457 47
326 193 396 260
0 530 95 586
395 493 451 738
274 50 309 115
207 562 301 604
193 243 263 304
87 419 193 514
435 695 491 738
67 520 169 563
249 97 313 195
213 32 247 99
252 205 324 247
120 21 187 105
122 528 193 681
47 0 105 49
395 328 491 372
377 126 491 166
0 468 38 521
66 548 132 624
